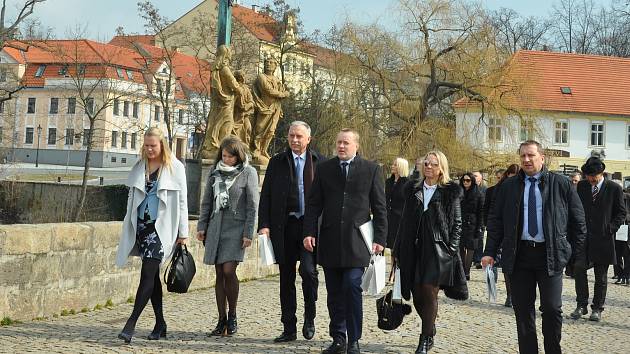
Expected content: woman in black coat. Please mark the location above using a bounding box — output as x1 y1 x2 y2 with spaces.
458 172 483 280
393 150 462 354
386 157 410 281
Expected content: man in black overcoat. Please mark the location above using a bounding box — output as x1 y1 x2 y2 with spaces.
303 128 387 354
258 121 324 342
570 157 626 321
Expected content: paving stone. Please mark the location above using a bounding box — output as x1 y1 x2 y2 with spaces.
0 268 628 353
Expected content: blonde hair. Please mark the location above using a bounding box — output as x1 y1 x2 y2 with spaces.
392 157 410 177
421 150 451 185
141 127 173 175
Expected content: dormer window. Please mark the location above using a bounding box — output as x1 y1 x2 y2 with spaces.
35 65 46 77
58 65 68 75
560 87 572 94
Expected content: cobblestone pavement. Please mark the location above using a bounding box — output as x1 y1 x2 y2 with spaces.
1 267 629 353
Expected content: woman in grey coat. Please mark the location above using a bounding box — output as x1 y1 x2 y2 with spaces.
196 136 259 337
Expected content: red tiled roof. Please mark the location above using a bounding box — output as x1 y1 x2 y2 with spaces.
232 4 278 42
109 35 155 47
455 50 630 116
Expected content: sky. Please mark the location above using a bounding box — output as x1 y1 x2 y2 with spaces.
6 0 616 40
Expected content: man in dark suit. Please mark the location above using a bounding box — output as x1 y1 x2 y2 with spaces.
303 128 387 354
570 157 626 321
482 140 586 354
258 121 324 342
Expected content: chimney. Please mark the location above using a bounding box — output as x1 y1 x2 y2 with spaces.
251 5 258 13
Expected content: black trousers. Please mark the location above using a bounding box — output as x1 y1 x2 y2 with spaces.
574 263 609 310
510 241 563 354
323 267 364 342
613 240 630 278
278 216 318 333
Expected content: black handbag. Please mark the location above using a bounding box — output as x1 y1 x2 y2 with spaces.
376 290 412 331
441 253 469 300
163 244 196 293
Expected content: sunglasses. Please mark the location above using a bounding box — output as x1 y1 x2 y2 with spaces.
463 178 472 182
424 161 439 168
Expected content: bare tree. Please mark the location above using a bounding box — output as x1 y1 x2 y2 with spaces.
0 0 45 48
551 0 601 53
489 8 550 54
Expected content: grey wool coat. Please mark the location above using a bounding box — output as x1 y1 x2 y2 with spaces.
197 164 259 265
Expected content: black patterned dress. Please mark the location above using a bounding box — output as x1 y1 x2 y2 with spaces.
136 169 164 261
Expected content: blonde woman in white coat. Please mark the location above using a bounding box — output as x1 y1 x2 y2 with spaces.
116 127 189 343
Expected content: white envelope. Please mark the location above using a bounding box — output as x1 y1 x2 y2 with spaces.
616 224 628 241
258 234 276 266
359 220 374 254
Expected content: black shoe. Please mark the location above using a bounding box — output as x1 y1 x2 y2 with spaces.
465 274 470 281
589 310 602 322
347 341 360 354
118 319 136 344
227 314 238 335
504 296 512 307
148 322 167 340
612 274 618 279
475 263 482 269
209 317 227 336
302 318 315 340
273 332 297 343
321 339 346 354
415 334 434 353
570 306 588 320
623 277 630 285
614 277 623 284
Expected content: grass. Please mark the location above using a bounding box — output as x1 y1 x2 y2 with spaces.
126 297 134 304
93 304 103 311
1 317 21 326
8 173 96 182
105 299 114 308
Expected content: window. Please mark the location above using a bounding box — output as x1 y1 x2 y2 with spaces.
154 105 160 121
58 65 68 76
113 99 120 115
121 131 127 148
111 131 118 147
85 97 94 115
488 118 503 142
25 127 34 144
47 128 56 145
0 127 3 143
78 64 86 75
27 97 36 114
554 120 569 145
590 122 604 146
111 156 117 163
83 129 91 146
519 119 534 141
67 97 76 114
116 68 124 78
178 109 184 124
126 70 134 80
0 101 4 114
35 65 46 77
627 125 630 149
121 158 127 163
0 69 6 82
132 102 139 118
155 79 163 94
123 101 129 117
131 133 137 149
49 98 59 114
65 128 74 145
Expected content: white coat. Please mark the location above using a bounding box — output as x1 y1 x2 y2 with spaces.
116 156 189 267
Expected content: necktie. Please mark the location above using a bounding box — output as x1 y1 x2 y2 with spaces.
341 162 348 179
592 185 599 202
295 156 303 216
528 177 538 238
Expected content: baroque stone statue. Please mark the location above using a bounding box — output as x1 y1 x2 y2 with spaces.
200 45 241 159
250 58 289 165
232 70 254 147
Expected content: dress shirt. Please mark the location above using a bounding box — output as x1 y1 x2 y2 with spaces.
423 182 437 211
339 155 356 178
290 151 306 217
592 178 604 194
522 172 545 242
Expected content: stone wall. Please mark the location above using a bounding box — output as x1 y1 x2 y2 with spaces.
0 221 278 321
0 181 128 224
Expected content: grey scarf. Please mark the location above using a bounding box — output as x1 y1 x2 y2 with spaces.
211 161 245 216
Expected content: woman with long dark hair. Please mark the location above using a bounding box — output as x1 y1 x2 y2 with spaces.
197 136 259 336
394 150 462 353
458 172 484 280
116 127 189 343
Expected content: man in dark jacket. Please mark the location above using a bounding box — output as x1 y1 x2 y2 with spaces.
570 157 626 321
303 128 387 354
258 121 324 342
482 140 587 354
